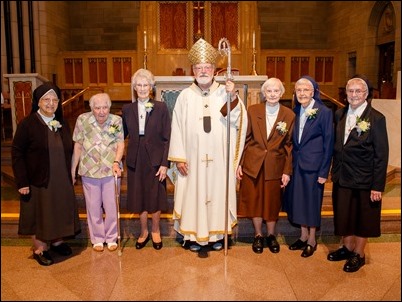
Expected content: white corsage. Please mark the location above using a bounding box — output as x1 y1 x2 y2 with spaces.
355 117 370 136
305 108 318 119
108 123 120 137
145 102 154 113
49 120 62 132
276 121 288 135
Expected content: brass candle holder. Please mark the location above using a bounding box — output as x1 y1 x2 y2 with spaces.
251 48 258 75
143 50 148 70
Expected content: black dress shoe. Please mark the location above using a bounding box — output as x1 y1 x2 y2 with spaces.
327 246 353 261
50 242 72 256
252 235 264 254
343 253 365 272
301 243 317 258
33 251 54 266
289 238 307 250
151 235 163 250
266 234 280 253
136 235 150 249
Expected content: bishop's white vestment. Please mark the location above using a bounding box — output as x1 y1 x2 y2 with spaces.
168 81 248 245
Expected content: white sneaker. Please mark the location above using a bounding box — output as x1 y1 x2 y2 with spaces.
107 242 118 251
93 243 104 252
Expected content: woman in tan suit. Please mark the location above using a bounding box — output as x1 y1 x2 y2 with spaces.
236 78 295 254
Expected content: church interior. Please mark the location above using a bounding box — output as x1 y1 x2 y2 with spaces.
1 1 401 301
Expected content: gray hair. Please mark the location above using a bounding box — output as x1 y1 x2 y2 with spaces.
131 68 155 102
89 93 112 109
261 77 285 96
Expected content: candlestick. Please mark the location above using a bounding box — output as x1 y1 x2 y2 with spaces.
143 51 147 70
252 31 255 49
250 49 258 75
144 31 147 51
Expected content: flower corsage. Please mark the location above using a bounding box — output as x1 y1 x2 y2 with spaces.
108 123 120 136
49 120 62 132
145 102 154 113
305 108 318 119
276 121 288 135
355 116 370 136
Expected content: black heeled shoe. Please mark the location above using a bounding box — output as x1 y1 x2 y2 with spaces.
135 235 150 249
301 243 317 258
33 251 54 266
50 242 72 256
289 238 307 250
151 236 163 250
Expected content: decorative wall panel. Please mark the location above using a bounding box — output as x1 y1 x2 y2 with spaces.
210 2 238 48
159 2 187 49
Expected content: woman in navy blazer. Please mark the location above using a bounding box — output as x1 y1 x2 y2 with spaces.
122 69 171 250
328 76 389 272
283 76 334 257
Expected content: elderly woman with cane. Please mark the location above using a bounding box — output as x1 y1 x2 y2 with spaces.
71 92 125 252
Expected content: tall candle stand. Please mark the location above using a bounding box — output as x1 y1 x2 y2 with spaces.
143 50 148 70
250 48 258 75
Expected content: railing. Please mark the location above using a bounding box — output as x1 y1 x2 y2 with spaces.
61 86 104 107
61 87 104 124
320 90 345 109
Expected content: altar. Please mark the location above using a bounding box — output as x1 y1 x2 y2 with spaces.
154 75 268 116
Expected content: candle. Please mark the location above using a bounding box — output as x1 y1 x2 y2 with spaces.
144 31 147 51
252 31 255 49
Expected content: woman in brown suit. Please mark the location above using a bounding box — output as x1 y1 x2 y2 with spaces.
236 78 295 254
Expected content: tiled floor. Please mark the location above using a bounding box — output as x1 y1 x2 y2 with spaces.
1 237 401 301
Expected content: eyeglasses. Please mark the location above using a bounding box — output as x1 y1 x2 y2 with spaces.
193 65 213 72
41 98 59 104
295 89 312 94
136 84 150 88
346 89 366 95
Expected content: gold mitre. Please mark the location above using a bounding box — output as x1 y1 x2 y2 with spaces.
188 38 219 65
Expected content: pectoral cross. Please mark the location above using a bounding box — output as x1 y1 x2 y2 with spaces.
202 154 213 167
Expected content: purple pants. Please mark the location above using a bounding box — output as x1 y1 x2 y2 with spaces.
82 176 119 245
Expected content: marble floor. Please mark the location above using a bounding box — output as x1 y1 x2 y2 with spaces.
1 235 401 301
